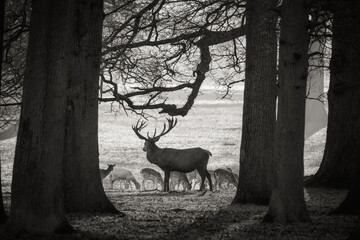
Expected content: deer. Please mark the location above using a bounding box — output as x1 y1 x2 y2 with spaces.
140 168 164 191
99 164 116 183
132 117 213 191
170 171 191 191
109 168 141 191
214 168 238 190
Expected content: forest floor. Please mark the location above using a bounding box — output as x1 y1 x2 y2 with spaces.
0 187 357 240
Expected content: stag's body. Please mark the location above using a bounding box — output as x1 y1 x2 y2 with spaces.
133 118 213 191
145 143 212 191
109 168 141 190
146 144 211 172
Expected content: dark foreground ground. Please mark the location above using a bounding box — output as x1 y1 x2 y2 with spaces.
0 188 357 240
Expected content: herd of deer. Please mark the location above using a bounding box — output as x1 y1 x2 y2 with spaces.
100 165 238 191
99 117 239 192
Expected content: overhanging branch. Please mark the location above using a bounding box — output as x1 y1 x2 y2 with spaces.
100 25 246 116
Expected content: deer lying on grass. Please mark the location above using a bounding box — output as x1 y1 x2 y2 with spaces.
109 168 141 191
170 171 191 191
140 168 164 191
132 117 213 191
100 164 116 183
214 168 238 190
187 170 215 190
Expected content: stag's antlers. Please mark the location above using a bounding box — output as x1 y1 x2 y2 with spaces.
152 117 177 141
132 117 177 141
132 119 147 140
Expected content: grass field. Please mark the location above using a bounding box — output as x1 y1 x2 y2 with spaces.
1 90 326 191
3 92 354 240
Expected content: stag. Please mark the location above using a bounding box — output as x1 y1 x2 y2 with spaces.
132 117 213 191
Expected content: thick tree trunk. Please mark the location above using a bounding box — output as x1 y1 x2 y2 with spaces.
349 217 360 240
263 0 310 223
8 1 72 234
332 167 360 215
232 0 277 205
63 0 119 214
0 158 7 224
305 0 360 189
0 0 8 225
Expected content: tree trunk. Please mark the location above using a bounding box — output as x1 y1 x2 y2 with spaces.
349 217 360 240
263 0 310 223
0 0 8 225
332 166 360 215
0 157 7 224
232 0 277 205
304 0 360 189
8 0 72 234
63 0 119 214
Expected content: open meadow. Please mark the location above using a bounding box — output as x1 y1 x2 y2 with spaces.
0 91 356 239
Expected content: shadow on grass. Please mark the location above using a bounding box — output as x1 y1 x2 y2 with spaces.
166 204 252 240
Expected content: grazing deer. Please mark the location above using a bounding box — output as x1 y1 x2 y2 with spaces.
187 170 215 190
214 168 238 190
140 168 164 191
132 117 213 191
100 164 116 183
170 171 191 191
109 168 141 191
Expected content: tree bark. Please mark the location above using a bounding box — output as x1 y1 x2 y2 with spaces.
232 0 277 205
263 0 311 223
349 217 360 240
0 0 8 225
332 166 360 215
63 0 119 214
304 0 360 189
8 0 72 234
0 157 7 224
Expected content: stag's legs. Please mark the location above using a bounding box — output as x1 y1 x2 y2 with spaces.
164 171 170 191
184 174 191 190
191 179 196 190
197 169 206 190
204 170 213 191
198 168 213 191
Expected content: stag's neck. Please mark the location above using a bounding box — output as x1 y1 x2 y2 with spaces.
146 144 162 165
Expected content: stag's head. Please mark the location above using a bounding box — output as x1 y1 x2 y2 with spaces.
132 117 177 152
